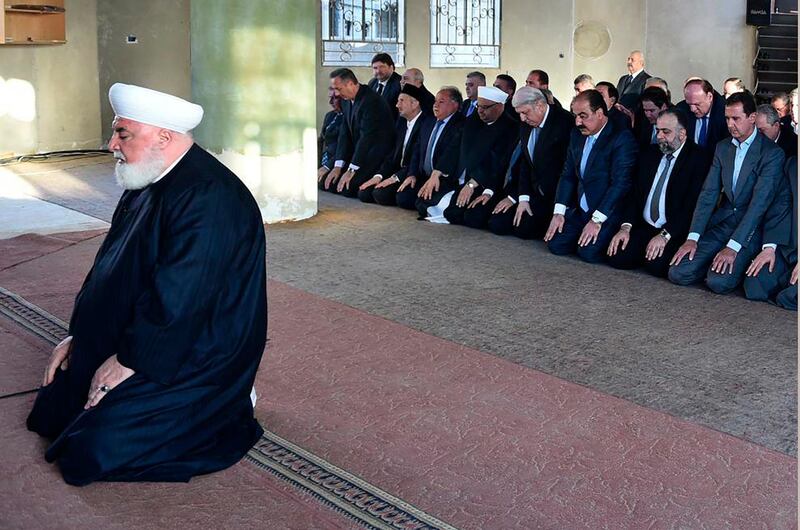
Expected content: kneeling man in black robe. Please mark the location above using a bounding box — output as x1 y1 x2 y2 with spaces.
26 83 267 486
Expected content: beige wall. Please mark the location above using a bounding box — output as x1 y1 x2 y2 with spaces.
96 0 191 143
645 0 757 96
0 0 102 155
316 0 756 126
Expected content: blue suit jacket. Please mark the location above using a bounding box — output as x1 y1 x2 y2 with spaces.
554 119 638 217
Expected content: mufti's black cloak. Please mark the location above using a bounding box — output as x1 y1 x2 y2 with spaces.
27 144 267 486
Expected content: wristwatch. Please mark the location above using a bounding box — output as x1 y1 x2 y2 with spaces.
590 212 604 226
659 229 671 241
467 180 477 189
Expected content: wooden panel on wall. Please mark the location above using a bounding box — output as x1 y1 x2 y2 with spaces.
2 0 66 44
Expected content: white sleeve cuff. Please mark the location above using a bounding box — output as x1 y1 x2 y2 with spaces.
518 195 530 203
592 210 608 223
687 232 700 242
508 196 517 205
553 203 567 215
763 243 778 250
482 189 495 197
334 160 345 168
726 239 742 253
348 164 360 172
374 174 383 181
621 223 632 229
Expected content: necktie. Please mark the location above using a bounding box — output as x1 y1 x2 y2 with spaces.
423 120 444 176
579 135 595 212
377 83 384 96
504 143 523 187
698 116 708 146
650 125 657 144
649 153 674 224
527 127 539 161
400 121 411 166
466 101 475 117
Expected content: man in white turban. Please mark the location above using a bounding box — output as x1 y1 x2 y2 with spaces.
27 83 268 486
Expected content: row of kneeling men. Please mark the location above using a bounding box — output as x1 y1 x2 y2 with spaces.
317 68 797 311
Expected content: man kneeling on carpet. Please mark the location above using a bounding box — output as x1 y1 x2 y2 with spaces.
27 83 268 486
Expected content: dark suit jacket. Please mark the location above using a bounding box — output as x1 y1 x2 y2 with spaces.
516 105 573 205
456 112 519 193
335 84 396 177
504 99 521 123
762 156 797 264
676 92 729 153
636 120 658 150
616 70 651 110
319 110 342 167
777 124 798 158
378 113 433 179
368 71 402 118
460 99 478 118
621 141 710 241
418 84 435 116
689 131 786 247
409 112 465 179
608 106 632 130
554 119 638 217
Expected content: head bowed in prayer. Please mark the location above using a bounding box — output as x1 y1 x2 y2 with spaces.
655 108 688 154
682 78 715 118
770 92 790 118
641 86 671 125
571 89 608 135
329 68 360 101
108 83 202 190
476 85 507 123
573 74 595 94
595 81 620 111
724 91 757 140
512 86 548 127
754 104 781 142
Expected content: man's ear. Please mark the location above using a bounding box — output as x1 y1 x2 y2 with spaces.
155 128 173 149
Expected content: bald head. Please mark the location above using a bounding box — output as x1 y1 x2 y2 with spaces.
401 68 425 88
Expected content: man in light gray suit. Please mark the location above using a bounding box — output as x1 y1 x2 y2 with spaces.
743 157 797 310
668 92 786 293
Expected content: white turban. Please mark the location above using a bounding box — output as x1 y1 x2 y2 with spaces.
477 86 508 104
109 83 204 133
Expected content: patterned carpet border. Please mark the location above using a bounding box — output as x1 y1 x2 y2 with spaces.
0 285 459 530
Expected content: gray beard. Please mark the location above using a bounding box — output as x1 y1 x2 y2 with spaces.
114 151 166 190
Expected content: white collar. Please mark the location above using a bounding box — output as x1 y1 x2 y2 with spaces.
537 104 550 129
152 145 191 184
629 68 644 79
406 111 421 128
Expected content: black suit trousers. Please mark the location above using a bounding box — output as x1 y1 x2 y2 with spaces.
443 183 498 228
372 180 401 206
548 208 621 263
488 199 551 240
607 224 682 278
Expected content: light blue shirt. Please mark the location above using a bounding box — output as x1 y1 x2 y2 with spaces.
687 128 759 252
731 127 758 194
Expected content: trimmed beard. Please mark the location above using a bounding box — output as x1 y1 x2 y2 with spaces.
114 149 166 190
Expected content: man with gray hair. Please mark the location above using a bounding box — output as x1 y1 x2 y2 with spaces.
487 86 573 238
616 50 651 109
400 67 434 115
755 103 798 158
771 92 792 128
644 77 671 101
573 74 595 95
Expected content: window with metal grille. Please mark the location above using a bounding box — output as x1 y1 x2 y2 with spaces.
321 0 405 67
429 0 501 68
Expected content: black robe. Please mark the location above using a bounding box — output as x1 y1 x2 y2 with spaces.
27 144 267 486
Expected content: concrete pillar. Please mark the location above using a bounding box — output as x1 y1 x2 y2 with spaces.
190 0 317 223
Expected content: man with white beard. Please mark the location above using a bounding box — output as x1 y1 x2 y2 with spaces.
26 83 268 486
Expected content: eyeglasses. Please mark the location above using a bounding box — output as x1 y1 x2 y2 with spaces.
476 102 500 111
